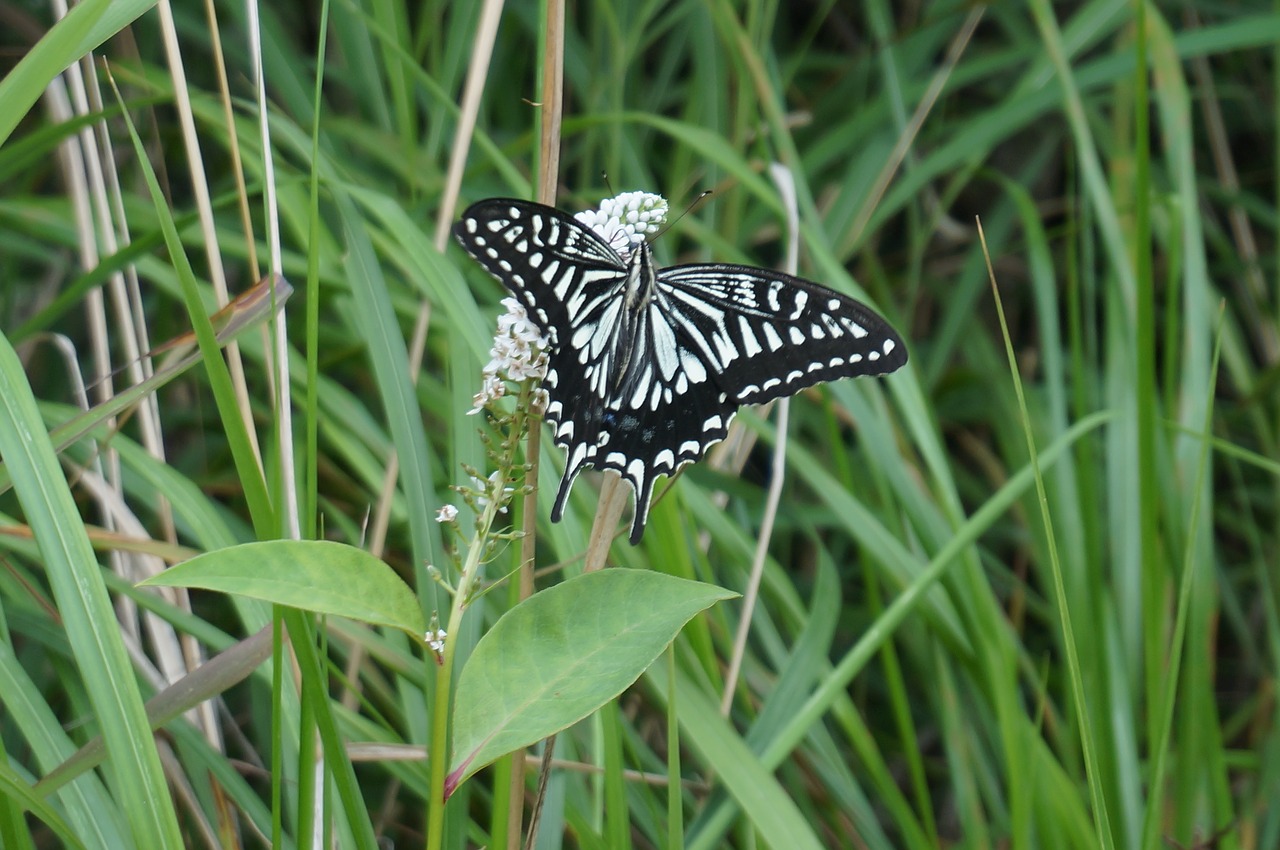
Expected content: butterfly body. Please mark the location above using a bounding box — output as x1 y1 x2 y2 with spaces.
454 198 906 543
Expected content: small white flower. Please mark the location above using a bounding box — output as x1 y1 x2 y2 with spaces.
472 297 549 412
575 191 668 258
435 504 458 523
426 628 447 653
531 387 549 416
472 470 515 514
468 373 506 413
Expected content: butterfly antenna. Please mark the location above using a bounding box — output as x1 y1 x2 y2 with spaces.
601 171 615 196
654 189 712 242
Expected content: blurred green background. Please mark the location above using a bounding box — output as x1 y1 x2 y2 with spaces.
0 1 1276 848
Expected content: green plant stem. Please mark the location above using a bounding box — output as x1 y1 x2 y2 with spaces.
426 387 533 850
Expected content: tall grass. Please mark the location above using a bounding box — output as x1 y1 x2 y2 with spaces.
0 1 1276 848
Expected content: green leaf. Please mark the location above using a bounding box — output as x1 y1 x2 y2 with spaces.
141 540 425 637
447 569 736 795
0 760 86 850
0 0 156 149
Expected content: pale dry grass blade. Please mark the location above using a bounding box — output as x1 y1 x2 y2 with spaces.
720 162 797 715
48 2 211 747
244 0 297 540
154 0 263 467
434 0 506 249
536 0 565 205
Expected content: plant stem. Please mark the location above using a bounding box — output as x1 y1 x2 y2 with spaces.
425 387 532 850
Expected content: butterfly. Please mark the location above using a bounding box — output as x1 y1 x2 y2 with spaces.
453 196 907 544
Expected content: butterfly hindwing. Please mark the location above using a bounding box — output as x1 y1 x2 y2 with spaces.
454 197 907 544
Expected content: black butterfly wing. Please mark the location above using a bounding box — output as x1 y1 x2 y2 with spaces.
452 198 626 349
454 199 909 545
553 279 740 543
654 263 907 405
453 199 654 537
570 264 907 541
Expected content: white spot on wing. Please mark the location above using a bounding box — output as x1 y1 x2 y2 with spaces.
712 329 737 366
767 282 782 311
629 373 652 409
739 316 763 357
789 290 808 319
680 350 708 384
843 318 868 338
653 308 679 379
566 442 589 474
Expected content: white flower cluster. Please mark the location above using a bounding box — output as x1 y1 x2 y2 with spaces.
574 191 668 258
470 296 549 412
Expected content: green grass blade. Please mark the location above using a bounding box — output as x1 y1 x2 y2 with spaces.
0 335 181 846
0 0 155 148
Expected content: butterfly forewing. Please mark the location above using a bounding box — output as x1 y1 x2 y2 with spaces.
453 199 628 348
454 198 907 544
656 264 907 405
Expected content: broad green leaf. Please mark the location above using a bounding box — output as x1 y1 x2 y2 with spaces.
447 569 736 795
141 540 425 637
